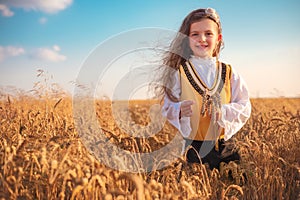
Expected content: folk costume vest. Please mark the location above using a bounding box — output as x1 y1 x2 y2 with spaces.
179 60 232 141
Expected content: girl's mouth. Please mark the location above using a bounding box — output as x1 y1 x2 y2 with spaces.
195 44 208 49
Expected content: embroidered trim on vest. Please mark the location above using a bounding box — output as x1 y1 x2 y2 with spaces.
188 61 220 92
182 61 227 122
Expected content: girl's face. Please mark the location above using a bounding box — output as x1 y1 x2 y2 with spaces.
189 19 222 58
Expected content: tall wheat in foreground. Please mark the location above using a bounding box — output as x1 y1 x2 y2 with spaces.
0 85 299 199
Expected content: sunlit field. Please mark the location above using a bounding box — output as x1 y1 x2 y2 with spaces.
0 85 299 199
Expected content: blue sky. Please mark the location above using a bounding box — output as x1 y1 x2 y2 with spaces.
1 0 300 98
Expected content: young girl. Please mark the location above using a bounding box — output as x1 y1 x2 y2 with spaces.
160 8 251 169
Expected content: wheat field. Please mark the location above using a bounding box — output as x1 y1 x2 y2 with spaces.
0 87 299 199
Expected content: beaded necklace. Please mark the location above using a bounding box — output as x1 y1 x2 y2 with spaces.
181 60 227 122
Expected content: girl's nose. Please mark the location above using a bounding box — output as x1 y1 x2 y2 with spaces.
199 35 206 42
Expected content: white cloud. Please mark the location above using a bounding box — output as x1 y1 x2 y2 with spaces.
0 0 72 15
53 45 60 52
33 46 66 62
38 17 47 24
0 46 25 62
0 4 14 17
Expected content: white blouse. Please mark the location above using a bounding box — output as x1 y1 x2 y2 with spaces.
162 56 251 141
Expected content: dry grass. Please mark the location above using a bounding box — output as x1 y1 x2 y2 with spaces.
0 87 299 199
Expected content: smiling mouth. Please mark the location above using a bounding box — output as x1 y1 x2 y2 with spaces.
195 44 208 49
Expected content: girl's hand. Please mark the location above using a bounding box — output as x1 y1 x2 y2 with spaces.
180 100 194 118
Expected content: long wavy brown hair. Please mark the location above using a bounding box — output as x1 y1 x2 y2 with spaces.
154 8 223 102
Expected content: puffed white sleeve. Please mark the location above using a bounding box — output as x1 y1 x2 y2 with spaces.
161 72 192 138
217 66 252 141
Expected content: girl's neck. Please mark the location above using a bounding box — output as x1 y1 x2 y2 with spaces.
190 55 217 62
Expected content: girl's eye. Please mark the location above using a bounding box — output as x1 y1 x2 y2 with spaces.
190 33 198 37
206 32 213 36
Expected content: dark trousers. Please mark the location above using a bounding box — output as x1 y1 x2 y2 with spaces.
185 138 240 170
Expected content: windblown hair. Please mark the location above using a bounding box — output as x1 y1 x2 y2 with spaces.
155 8 223 102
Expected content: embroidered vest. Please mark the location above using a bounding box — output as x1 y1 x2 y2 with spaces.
179 60 232 141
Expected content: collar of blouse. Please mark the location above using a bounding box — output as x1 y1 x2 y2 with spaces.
189 55 217 70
